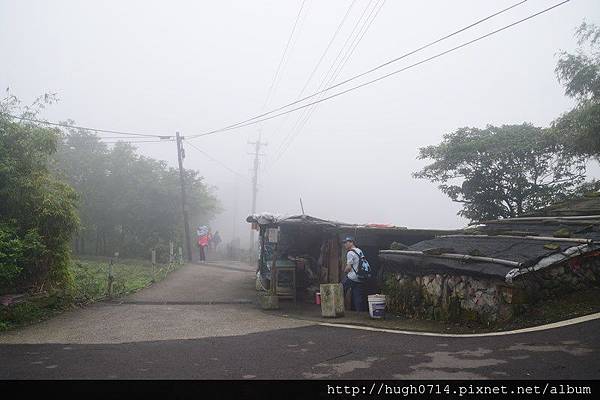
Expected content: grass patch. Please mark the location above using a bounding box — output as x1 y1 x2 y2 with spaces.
0 257 181 332
273 287 600 335
382 286 600 334
503 286 600 331
0 291 71 332
71 257 176 303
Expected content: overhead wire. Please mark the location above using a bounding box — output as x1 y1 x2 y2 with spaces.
187 0 530 139
2 0 534 142
297 0 359 100
184 139 245 177
3 114 169 138
0 0 565 152
187 0 570 140
252 0 309 173
260 0 309 113
262 0 358 164
99 139 174 144
271 0 378 163
272 0 386 167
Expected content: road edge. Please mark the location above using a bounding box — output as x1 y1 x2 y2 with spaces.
316 311 600 337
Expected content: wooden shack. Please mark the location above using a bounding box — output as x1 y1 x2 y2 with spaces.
247 213 455 302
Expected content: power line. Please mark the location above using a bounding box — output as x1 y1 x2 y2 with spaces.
260 0 308 112
0 0 555 144
297 0 358 99
184 139 244 177
274 0 377 154
187 0 530 139
319 0 528 105
267 0 365 166
3 114 169 138
100 139 174 144
263 0 358 157
97 136 169 139
301 0 376 99
273 0 378 160
188 0 569 139
326 0 386 94
273 0 386 165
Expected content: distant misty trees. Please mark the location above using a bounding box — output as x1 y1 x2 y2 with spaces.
1 91 220 294
53 130 220 261
415 22 600 222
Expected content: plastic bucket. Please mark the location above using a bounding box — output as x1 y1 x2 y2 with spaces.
368 294 386 319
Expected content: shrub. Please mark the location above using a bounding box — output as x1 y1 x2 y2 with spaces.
1 108 79 294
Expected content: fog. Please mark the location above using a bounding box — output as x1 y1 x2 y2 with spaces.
2 0 599 247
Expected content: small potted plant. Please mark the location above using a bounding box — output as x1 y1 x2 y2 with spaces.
258 289 279 310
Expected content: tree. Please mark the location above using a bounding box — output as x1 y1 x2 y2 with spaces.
50 129 111 254
554 22 600 157
414 124 587 222
52 132 220 260
0 92 79 293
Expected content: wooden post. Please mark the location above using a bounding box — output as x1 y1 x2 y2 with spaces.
176 132 193 262
178 246 183 265
151 248 157 279
107 257 114 299
327 238 340 283
169 241 174 264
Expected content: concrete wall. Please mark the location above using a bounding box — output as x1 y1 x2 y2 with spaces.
383 255 600 324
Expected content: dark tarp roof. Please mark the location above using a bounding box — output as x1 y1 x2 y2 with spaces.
521 193 600 217
246 213 457 246
380 218 600 280
408 235 591 266
379 252 514 279
246 214 340 227
476 218 600 241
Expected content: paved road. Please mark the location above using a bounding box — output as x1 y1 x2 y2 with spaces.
1 261 599 379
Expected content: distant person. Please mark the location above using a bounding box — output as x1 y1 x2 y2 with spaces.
212 231 222 251
207 228 213 252
342 237 368 312
197 225 210 263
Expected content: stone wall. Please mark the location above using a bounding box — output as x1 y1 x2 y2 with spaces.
383 254 600 324
519 252 600 302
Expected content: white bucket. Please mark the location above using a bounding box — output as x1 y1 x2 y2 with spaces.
368 294 386 319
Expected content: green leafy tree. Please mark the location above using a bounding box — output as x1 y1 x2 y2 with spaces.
50 129 111 254
53 132 220 260
414 124 587 222
0 92 79 293
554 22 600 157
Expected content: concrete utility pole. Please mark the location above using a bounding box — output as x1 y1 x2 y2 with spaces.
176 132 193 263
248 137 267 250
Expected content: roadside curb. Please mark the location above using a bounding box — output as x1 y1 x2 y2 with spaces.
268 310 600 337
315 312 600 337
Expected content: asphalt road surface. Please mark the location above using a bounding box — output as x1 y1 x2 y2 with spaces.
1 261 599 379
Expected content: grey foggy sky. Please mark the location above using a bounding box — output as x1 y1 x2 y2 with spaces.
1 0 599 245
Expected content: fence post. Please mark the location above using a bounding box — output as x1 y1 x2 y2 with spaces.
169 241 174 264
151 248 157 280
107 257 114 299
178 246 183 265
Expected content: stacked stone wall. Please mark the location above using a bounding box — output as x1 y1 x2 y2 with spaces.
383 254 600 323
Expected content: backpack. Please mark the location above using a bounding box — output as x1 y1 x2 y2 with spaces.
350 249 372 281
